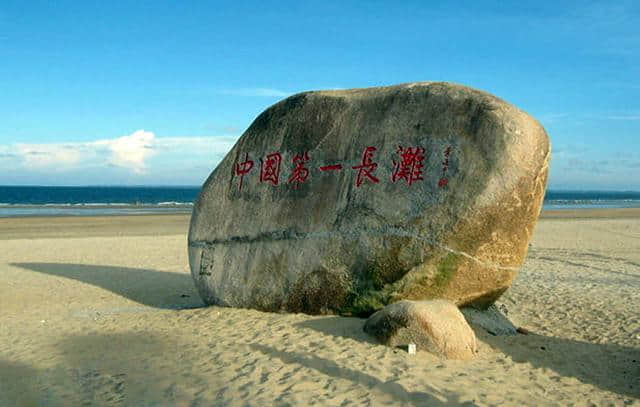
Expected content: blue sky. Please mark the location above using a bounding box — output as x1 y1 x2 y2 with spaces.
0 1 638 189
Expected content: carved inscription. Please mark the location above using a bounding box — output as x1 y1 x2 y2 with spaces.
232 145 454 191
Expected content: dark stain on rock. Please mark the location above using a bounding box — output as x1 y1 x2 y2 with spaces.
338 239 411 317
285 267 349 314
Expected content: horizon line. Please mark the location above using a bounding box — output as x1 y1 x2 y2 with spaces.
0 185 639 193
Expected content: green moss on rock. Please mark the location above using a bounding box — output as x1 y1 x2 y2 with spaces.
435 253 459 289
341 288 390 317
338 252 405 317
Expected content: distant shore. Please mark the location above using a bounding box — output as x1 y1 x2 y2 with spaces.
540 207 640 219
1 186 639 218
2 208 640 240
0 214 191 239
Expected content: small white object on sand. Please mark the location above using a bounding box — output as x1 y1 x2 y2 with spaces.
407 343 416 354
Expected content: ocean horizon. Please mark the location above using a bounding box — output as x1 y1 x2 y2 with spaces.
0 185 639 217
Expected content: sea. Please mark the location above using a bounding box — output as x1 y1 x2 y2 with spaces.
0 186 639 218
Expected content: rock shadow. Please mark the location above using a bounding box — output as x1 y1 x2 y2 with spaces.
301 311 640 400
0 359 42 406
295 315 377 344
470 324 640 399
250 343 460 406
1 332 219 405
11 262 204 310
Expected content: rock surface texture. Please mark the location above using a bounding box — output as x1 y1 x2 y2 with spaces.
188 82 550 316
364 299 477 359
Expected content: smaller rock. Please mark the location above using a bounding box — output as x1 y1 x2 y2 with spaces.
363 300 477 360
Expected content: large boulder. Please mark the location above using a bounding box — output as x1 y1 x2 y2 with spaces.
363 299 477 359
188 82 550 316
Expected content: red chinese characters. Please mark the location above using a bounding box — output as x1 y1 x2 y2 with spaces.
352 146 380 187
260 152 282 185
232 144 455 191
438 146 451 188
288 151 311 187
391 146 425 186
319 164 343 172
234 153 254 191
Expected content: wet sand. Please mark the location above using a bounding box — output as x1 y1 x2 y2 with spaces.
1 210 639 405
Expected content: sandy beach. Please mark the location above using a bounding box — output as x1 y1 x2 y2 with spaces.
1 211 638 406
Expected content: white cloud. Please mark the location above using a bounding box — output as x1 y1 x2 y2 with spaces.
0 131 240 181
537 113 569 125
16 143 83 168
0 145 17 159
94 130 155 173
583 112 640 121
604 115 640 121
156 136 238 154
220 88 292 97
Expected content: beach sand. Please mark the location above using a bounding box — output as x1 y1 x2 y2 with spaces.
1 212 638 406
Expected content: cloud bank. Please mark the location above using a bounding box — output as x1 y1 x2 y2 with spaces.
220 88 292 97
94 130 155 173
548 145 640 190
0 130 239 185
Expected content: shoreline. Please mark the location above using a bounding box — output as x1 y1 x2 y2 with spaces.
1 208 639 240
0 214 192 239
2 207 639 220
540 207 640 219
